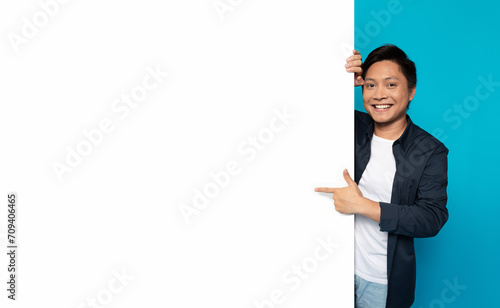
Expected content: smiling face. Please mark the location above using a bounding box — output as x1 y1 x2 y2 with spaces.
362 60 416 129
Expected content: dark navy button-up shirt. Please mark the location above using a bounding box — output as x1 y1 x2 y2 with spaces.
355 110 449 308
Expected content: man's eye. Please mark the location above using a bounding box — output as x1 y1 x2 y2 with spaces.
365 84 374 88
388 83 396 87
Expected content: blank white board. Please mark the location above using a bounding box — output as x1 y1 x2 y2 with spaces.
0 0 353 307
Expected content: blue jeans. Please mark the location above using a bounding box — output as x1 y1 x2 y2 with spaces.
354 274 387 308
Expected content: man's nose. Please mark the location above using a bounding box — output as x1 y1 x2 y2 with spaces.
374 87 387 100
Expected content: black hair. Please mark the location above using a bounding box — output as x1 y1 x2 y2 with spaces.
361 44 417 108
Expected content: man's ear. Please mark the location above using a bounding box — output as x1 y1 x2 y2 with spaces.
409 86 416 102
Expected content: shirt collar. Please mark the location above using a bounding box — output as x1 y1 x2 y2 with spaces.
394 114 414 153
364 114 414 153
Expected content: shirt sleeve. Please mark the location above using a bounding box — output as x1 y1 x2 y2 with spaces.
378 146 449 238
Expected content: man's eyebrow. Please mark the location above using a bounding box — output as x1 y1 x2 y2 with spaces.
364 77 399 81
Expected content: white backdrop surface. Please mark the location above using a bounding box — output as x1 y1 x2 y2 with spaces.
0 0 354 307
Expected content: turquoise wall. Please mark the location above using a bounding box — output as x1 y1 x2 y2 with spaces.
355 0 500 306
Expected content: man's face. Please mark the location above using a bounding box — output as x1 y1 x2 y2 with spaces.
362 60 415 125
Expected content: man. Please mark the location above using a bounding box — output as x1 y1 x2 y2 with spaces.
314 44 449 307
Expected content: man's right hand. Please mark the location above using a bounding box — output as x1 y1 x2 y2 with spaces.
345 50 364 87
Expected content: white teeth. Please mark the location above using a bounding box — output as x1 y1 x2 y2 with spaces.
374 105 392 109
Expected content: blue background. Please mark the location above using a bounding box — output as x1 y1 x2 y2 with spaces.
355 0 500 307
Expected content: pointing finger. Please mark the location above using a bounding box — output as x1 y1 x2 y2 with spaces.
314 187 336 193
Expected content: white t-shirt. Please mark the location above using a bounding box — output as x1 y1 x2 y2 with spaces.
355 133 396 285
